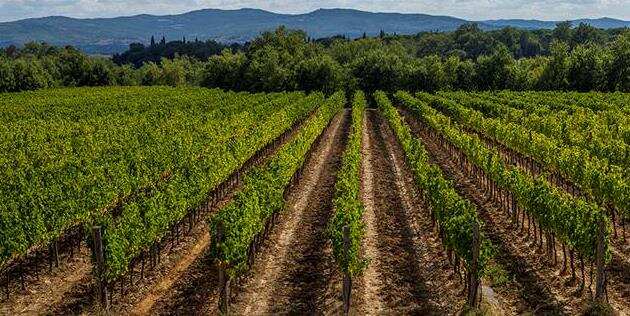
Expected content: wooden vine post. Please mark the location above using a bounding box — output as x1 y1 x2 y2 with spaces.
49 240 60 269
466 221 480 308
216 222 230 315
91 226 109 311
342 225 352 315
595 218 606 301
511 194 517 224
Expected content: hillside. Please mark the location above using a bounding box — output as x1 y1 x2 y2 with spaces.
0 8 628 54
483 17 630 29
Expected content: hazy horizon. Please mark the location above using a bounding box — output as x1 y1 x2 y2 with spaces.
1 0 629 23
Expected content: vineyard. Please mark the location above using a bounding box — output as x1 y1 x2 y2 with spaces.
0 87 629 315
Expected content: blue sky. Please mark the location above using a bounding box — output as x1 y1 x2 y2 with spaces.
1 0 629 22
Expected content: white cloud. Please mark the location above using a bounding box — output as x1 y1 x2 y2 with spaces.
0 0 628 22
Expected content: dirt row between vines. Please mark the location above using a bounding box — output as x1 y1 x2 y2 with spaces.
460 116 630 261
1 107 321 315
128 111 349 315
355 109 468 314
0 244 92 315
127 109 347 315
455 114 630 314
138 106 536 316
222 109 348 315
399 107 626 315
132 109 350 315
146 108 473 315
1 198 220 315
457 118 630 312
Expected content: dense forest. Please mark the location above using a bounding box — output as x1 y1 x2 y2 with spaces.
112 36 242 68
1 22 629 93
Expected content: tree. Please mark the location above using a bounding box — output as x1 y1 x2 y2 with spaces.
160 58 186 86
57 47 92 86
572 23 606 47
351 49 404 92
294 54 344 95
518 33 542 58
39 56 61 85
475 45 515 90
246 46 294 91
537 40 570 90
85 58 115 86
115 64 139 86
0 59 16 92
443 55 460 89
455 59 477 90
495 27 521 56
329 38 384 65
4 45 17 58
568 44 610 91
139 62 162 85
512 57 546 91
243 27 316 92
0 23 625 94
249 26 309 60
113 39 231 68
11 59 53 91
201 49 248 90
405 55 446 92
453 23 497 59
608 32 630 91
416 32 453 57
552 21 573 43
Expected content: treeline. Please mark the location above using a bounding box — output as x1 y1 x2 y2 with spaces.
1 23 629 93
112 36 243 67
0 43 205 92
200 24 630 93
405 22 626 59
115 22 626 63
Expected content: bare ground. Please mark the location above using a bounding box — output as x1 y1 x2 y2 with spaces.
131 230 210 315
0 245 91 315
354 109 466 315
229 109 349 315
399 107 621 315
446 109 630 314
134 208 221 315
131 111 339 316
1 108 319 316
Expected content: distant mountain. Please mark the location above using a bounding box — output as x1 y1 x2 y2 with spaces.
0 8 628 54
482 17 630 30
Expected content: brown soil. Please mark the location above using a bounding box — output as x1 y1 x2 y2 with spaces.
131 231 210 315
399 108 571 315
443 109 630 314
124 111 334 316
0 245 92 315
357 110 387 315
50 151 299 315
2 107 319 316
40 218 218 315
229 109 349 315
127 207 220 315
354 109 465 315
463 116 629 253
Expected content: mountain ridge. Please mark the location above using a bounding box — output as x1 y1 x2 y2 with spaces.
1 8 628 54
